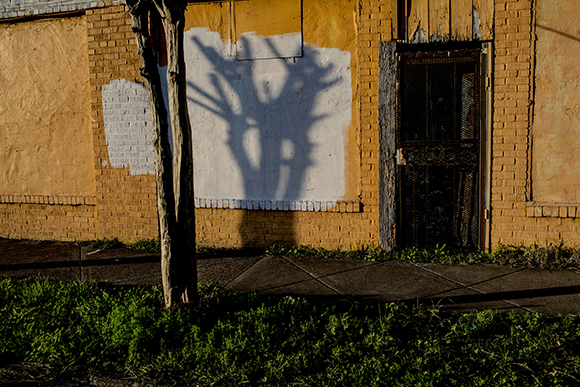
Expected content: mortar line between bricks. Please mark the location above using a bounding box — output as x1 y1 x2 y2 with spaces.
281 256 344 296
409 263 536 313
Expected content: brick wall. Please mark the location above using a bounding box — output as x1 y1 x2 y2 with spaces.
84 1 386 249
86 2 159 242
491 0 580 247
6 0 579 249
0 196 96 241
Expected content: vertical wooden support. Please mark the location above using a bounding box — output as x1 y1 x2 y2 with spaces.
473 0 493 40
450 0 472 40
391 0 399 40
379 41 397 250
409 0 429 43
482 41 493 250
429 0 450 41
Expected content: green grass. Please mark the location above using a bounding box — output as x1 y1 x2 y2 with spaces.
76 237 580 270
1 276 580 386
266 242 580 270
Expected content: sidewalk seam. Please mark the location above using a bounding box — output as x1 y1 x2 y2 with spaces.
409 263 537 313
222 255 266 289
281 256 344 296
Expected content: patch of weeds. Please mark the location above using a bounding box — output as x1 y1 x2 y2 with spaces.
265 243 390 261
489 242 580 270
2 276 580 386
266 242 580 270
80 237 124 250
127 238 161 253
72 237 580 270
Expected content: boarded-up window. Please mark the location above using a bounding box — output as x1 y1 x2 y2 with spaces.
532 0 580 202
0 16 94 196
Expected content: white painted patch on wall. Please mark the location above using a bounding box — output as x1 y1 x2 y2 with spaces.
101 79 155 175
185 27 351 205
412 23 428 44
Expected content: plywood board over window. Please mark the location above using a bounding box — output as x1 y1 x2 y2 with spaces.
450 0 472 40
0 16 95 197
234 0 302 59
429 0 450 41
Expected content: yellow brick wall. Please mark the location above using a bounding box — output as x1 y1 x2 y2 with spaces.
0 196 96 241
190 0 388 249
83 1 389 249
87 2 159 242
6 0 575 249
491 0 580 247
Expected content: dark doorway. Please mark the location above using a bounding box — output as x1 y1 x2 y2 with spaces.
396 48 484 249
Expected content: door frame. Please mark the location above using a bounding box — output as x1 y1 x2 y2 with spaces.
378 41 492 251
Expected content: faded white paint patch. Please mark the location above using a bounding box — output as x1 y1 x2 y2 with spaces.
101 80 155 175
472 7 483 40
412 23 428 44
186 27 351 203
236 31 303 60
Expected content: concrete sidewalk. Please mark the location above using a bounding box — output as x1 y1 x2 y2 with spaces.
1 239 580 315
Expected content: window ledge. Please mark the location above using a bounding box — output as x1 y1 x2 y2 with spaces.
526 201 580 218
195 198 362 213
0 195 96 206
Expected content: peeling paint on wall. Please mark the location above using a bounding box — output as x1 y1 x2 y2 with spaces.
412 24 428 43
472 7 483 40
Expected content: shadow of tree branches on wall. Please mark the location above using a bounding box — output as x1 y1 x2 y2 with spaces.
185 29 351 245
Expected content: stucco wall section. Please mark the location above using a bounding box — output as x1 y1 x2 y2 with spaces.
0 16 95 197
531 0 580 202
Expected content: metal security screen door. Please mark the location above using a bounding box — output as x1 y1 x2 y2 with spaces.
397 49 483 249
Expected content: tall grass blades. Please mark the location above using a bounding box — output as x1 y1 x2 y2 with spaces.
2 276 580 385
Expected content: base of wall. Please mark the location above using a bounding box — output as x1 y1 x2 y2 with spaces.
0 202 97 242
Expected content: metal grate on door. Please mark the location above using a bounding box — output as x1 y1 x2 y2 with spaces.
397 49 482 249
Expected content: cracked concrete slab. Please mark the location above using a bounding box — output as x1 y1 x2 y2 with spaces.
225 256 340 296
413 263 580 315
286 258 459 302
198 256 262 287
